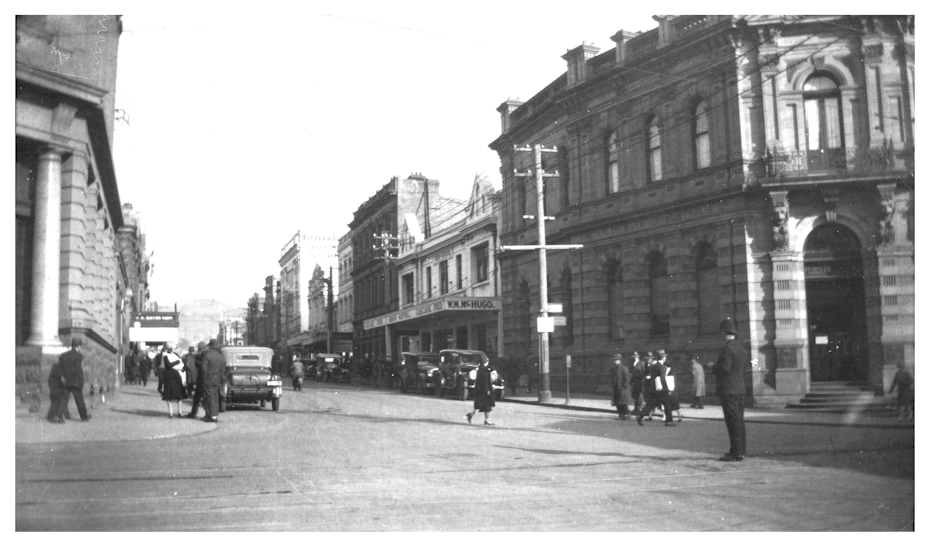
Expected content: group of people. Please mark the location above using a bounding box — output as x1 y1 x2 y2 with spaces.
149 339 227 422
46 338 92 423
123 348 153 386
609 317 748 462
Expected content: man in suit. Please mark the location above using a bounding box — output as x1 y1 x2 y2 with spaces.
59 338 91 422
630 351 646 414
200 339 226 423
186 342 208 419
637 349 674 426
713 318 748 461
46 361 71 423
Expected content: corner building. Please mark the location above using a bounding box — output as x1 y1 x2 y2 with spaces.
489 16 914 404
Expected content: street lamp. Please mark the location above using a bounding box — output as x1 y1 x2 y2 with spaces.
116 287 133 389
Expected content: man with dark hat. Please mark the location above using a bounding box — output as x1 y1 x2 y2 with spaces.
610 353 634 420
200 339 226 423
637 349 674 426
186 341 209 418
630 351 646 414
60 338 91 422
713 318 748 461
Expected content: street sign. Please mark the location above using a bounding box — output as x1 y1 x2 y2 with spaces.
537 317 554 333
552 316 567 326
545 303 563 313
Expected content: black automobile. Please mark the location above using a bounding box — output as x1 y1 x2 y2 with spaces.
219 346 282 412
435 349 505 401
316 353 350 383
398 351 441 394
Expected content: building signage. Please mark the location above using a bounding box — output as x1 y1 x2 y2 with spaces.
363 297 502 330
131 312 180 328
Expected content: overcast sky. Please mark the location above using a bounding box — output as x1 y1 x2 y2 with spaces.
111 2 664 307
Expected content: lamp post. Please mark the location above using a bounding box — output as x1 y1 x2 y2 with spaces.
116 287 133 389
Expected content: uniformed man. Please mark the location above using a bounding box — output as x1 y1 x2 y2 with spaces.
713 318 748 462
200 339 226 423
60 338 91 422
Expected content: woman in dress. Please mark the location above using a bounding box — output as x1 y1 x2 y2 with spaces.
465 355 496 426
161 343 188 418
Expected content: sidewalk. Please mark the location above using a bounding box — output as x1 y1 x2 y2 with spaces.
15 384 216 445
502 389 913 429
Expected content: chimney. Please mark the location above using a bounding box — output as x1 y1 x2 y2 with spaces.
562 42 601 87
497 99 524 134
652 15 679 48
610 30 639 65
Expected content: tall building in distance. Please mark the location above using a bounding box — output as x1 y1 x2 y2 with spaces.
490 15 914 403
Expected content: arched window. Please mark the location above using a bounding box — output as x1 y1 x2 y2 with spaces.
695 242 719 334
693 101 710 170
803 73 845 170
646 117 663 182
606 259 623 339
607 131 621 193
647 251 669 336
559 267 574 346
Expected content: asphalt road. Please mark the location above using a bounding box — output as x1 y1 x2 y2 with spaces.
15 381 914 531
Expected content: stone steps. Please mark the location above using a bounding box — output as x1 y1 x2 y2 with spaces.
785 382 894 414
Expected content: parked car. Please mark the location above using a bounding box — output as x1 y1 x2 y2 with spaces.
219 346 282 412
316 353 350 383
435 349 505 400
398 351 441 394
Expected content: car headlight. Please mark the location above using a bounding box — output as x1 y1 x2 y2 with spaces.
468 370 477 380
491 370 498 381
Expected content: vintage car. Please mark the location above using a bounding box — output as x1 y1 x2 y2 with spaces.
298 358 317 379
435 349 505 401
219 346 282 412
397 351 441 394
316 353 350 383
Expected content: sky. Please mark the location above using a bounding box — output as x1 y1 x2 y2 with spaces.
112 2 661 308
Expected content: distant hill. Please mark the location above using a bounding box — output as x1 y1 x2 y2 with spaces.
177 299 247 349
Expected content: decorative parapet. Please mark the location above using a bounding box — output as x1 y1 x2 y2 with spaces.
764 141 905 178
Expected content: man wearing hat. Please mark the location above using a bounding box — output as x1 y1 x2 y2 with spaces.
186 341 209 418
630 351 646 414
637 349 674 426
713 318 748 462
200 339 227 423
610 353 634 420
60 337 91 422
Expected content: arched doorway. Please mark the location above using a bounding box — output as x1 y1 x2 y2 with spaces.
803 223 867 381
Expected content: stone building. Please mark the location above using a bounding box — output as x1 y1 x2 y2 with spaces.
349 174 465 360
15 16 135 396
363 176 502 356
489 15 914 404
334 232 355 355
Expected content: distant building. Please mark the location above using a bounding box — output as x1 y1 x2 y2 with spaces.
489 16 914 402
15 16 131 393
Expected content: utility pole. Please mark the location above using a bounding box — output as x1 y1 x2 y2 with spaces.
503 144 583 404
321 266 334 354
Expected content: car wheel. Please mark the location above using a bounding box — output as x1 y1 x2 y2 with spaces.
272 398 280 412
457 378 468 400
436 379 444 397
260 400 266 408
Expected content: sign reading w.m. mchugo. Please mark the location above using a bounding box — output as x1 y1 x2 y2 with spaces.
363 297 501 330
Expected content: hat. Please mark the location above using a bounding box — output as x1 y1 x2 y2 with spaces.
632 351 640 356
71 337 83 348
188 345 196 351
197 341 208 351
644 351 655 359
690 355 700 361
208 338 221 349
611 353 623 360
719 318 737 335
656 349 667 358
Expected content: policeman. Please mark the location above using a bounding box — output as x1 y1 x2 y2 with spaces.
713 318 748 461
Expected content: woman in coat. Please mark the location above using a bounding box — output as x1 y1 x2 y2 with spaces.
610 353 634 420
690 355 706 409
465 355 496 426
161 343 188 418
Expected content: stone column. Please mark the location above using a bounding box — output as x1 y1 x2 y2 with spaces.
26 147 67 348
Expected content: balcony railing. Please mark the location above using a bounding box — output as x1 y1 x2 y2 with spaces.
765 142 905 178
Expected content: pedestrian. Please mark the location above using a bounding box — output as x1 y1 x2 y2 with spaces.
630 351 646 414
887 362 914 422
59 338 91 422
155 345 166 394
690 355 705 409
161 343 187 418
522 355 537 393
139 348 152 387
186 342 208 419
610 352 634 420
664 354 683 423
637 349 674 427
183 345 199 398
46 360 71 423
200 339 226 423
129 349 142 384
290 356 304 391
713 318 748 462
465 355 496 426
504 356 521 395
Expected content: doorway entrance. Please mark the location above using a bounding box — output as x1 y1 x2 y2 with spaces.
804 223 867 382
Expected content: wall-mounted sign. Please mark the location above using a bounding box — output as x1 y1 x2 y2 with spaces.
363 297 502 330
815 335 829 345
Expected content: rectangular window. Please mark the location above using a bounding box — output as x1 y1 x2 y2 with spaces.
789 104 800 150
609 161 619 193
473 243 489 283
402 273 414 305
456 254 463 290
439 260 449 295
426 266 433 298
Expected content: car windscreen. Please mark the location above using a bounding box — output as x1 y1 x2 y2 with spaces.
459 355 483 365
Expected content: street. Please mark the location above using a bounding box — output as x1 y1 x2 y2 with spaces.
16 381 914 531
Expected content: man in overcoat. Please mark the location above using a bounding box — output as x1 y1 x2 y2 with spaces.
200 339 226 423
630 351 646 413
690 355 706 409
46 361 70 423
610 353 634 420
637 349 674 426
186 341 208 419
60 338 91 421
713 318 748 461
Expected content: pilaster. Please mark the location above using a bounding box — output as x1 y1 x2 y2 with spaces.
771 251 809 396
